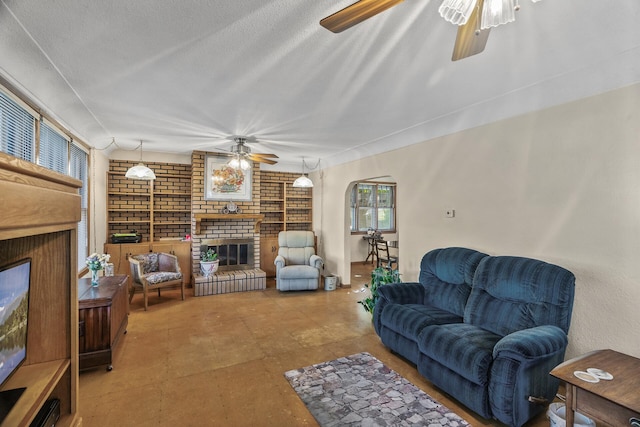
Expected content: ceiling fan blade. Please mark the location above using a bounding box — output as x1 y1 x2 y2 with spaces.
211 152 233 157
248 155 278 165
451 0 491 61
251 152 279 159
320 0 404 33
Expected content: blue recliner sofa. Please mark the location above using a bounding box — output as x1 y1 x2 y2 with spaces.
374 247 575 427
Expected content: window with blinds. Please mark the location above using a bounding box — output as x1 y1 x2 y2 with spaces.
1 85 90 273
0 91 35 162
350 182 396 233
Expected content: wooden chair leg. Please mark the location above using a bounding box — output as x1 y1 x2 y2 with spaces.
143 287 148 311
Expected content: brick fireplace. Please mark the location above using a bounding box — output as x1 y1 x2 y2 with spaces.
190 151 265 295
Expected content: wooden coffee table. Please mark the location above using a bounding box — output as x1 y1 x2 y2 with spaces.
550 349 640 426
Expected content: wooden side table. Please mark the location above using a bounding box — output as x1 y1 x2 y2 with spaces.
550 349 640 426
78 275 129 371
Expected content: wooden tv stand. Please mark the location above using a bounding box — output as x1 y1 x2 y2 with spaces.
78 275 129 371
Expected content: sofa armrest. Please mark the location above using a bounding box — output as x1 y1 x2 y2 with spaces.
373 283 426 335
377 282 426 305
493 325 568 359
489 325 569 427
310 254 323 269
274 255 285 268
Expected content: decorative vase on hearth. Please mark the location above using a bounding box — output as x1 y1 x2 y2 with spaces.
200 260 219 277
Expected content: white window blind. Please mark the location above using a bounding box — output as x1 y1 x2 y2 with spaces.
39 120 69 174
0 91 35 162
70 143 89 270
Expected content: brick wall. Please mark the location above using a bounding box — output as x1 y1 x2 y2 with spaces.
108 160 191 241
109 157 309 276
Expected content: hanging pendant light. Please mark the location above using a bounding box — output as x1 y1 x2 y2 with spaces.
292 158 313 188
125 140 156 180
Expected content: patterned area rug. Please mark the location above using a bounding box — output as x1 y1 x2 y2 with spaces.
284 352 470 427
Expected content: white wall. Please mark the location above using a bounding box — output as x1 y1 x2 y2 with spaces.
90 149 109 255
315 83 640 360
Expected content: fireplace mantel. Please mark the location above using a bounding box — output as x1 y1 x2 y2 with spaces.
194 213 264 234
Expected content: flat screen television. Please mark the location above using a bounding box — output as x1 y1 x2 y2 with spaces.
0 258 31 420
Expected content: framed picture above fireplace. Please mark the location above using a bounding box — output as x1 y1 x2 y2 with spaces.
205 155 252 201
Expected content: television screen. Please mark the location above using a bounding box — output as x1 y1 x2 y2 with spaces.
0 259 30 388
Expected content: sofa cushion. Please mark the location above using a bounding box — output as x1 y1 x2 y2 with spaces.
465 256 576 337
380 304 463 340
418 323 501 385
418 247 488 317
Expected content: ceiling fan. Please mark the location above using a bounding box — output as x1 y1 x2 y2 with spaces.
214 136 279 167
320 0 533 61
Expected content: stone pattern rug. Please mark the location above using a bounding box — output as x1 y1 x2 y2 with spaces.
284 352 470 427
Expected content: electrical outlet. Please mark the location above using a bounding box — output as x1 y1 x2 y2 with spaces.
445 209 455 218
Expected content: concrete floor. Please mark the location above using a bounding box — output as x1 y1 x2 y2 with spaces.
79 264 552 426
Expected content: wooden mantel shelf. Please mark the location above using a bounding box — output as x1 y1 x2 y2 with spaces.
194 213 264 234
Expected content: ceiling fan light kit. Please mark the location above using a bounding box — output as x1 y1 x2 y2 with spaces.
440 0 538 30
218 137 279 170
125 140 156 180
321 0 542 60
227 156 251 171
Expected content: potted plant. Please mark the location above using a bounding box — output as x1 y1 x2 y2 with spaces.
358 267 401 317
200 248 219 277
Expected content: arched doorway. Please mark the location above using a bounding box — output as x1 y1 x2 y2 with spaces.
343 176 398 286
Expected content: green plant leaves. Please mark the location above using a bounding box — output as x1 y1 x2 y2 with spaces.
358 267 401 316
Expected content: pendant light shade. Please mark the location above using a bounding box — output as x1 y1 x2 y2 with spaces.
125 141 156 180
292 175 313 188
292 157 314 188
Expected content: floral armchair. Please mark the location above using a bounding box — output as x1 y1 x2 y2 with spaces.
128 252 184 310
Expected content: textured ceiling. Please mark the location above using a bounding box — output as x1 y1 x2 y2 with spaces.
1 0 639 170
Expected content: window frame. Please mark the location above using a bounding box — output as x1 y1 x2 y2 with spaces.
350 181 397 234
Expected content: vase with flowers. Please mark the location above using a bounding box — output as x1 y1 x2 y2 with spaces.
86 253 111 286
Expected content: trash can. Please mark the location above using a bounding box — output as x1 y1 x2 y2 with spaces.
547 403 595 427
324 275 338 291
